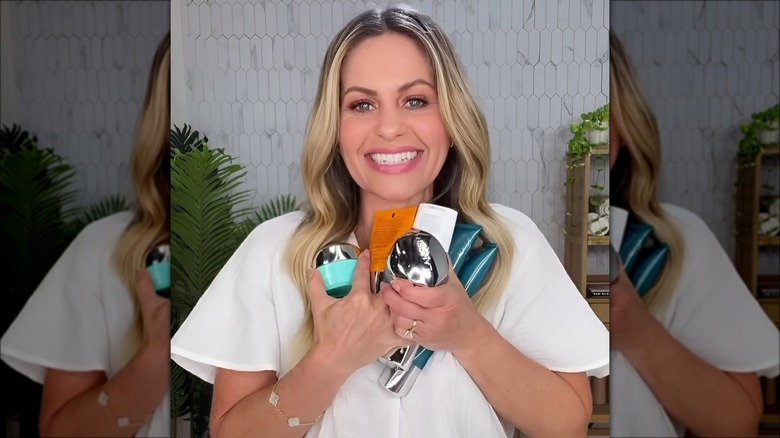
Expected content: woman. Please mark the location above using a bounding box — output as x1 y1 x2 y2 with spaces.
609 30 779 437
1 34 171 437
171 8 609 438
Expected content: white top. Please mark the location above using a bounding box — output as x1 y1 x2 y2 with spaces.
171 203 610 438
610 204 780 437
0 212 170 438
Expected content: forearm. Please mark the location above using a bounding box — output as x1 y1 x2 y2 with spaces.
43 343 169 437
451 318 591 437
621 316 760 437
217 347 349 438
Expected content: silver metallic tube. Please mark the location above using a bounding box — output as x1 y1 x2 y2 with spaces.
378 230 448 377
379 363 423 397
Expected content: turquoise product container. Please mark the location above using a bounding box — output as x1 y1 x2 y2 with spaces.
317 259 359 298
315 243 361 298
620 223 653 273
147 260 171 291
458 243 499 293
145 244 171 299
448 223 482 275
629 243 669 297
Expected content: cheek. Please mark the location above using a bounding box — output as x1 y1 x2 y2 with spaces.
338 117 361 151
414 114 449 156
338 117 372 168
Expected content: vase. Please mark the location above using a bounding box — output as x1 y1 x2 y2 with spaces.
758 125 779 145
586 121 609 145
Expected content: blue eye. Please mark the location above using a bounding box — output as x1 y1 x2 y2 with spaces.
406 97 427 109
350 100 373 112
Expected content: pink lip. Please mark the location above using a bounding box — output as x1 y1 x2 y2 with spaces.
365 148 423 175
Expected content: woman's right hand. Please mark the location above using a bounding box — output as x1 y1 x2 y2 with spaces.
307 250 409 374
609 266 654 353
137 268 171 353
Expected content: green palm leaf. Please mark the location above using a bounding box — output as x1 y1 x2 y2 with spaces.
0 146 78 300
170 128 253 436
235 194 300 241
170 124 208 157
64 195 131 240
0 124 38 158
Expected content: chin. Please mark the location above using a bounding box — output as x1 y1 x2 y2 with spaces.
363 185 429 205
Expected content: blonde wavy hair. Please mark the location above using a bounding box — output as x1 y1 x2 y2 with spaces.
284 6 515 364
114 33 171 364
610 31 684 313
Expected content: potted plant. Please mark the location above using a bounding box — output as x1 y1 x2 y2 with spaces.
737 103 780 167
567 103 609 160
170 124 299 438
1 124 128 436
0 123 130 302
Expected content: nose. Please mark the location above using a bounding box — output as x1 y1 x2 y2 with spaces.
374 106 407 140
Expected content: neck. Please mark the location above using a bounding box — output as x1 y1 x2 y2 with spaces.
354 188 434 249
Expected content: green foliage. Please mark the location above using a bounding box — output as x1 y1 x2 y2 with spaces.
170 124 300 437
737 103 780 168
170 131 249 437
567 103 610 168
235 194 300 242
0 139 78 299
0 124 128 346
64 194 131 241
590 165 606 192
170 124 209 156
0 123 38 158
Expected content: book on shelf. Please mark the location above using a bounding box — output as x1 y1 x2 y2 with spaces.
587 282 610 298
757 280 780 299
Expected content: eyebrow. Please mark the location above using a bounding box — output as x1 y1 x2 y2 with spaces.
342 79 434 97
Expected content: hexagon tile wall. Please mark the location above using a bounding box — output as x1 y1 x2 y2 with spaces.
176 0 610 270
2 1 170 208
613 0 780 274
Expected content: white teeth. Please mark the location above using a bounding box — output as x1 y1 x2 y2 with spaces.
369 151 418 165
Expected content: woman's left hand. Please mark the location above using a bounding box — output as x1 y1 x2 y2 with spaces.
379 263 486 352
610 264 655 352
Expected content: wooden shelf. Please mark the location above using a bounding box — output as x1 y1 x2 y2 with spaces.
588 299 610 324
762 404 779 424
761 144 780 156
758 235 780 246
735 144 779 296
564 145 609 298
587 235 609 246
590 403 609 424
591 145 609 155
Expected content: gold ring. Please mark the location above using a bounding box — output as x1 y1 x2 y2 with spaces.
403 320 418 339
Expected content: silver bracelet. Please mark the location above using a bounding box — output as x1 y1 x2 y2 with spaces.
268 382 324 427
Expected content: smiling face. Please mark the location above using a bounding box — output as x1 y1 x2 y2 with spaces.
338 32 451 209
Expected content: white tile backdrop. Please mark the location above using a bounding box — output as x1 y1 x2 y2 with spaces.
176 0 610 269
1 1 170 208
612 1 779 274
